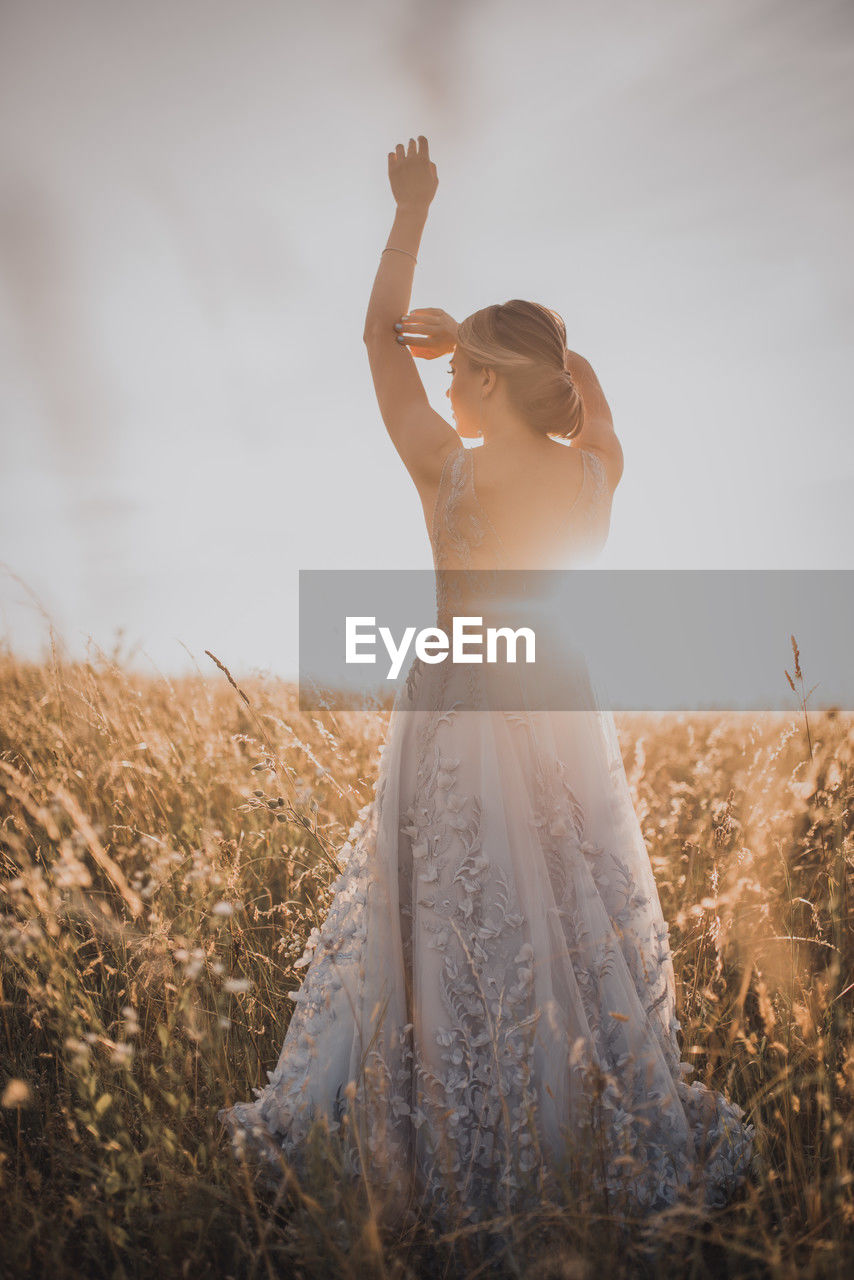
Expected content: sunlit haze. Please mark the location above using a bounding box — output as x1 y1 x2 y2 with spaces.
1 0 851 679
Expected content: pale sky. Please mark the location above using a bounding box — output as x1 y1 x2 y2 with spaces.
1 0 851 681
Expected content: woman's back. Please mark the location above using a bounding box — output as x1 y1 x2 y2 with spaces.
429 438 612 572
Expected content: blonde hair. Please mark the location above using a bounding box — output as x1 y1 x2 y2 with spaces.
455 300 584 441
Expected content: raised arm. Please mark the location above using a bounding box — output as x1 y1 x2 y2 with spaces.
564 348 624 490
362 137 457 490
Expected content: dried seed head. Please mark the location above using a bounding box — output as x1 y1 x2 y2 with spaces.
790 635 802 680
2 1079 32 1108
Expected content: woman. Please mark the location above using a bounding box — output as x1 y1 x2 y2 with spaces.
218 137 754 1229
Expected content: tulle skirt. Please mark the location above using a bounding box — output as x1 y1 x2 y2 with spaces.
218 592 755 1228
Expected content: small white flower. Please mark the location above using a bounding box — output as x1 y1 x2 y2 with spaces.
64 1038 91 1062
2 1079 32 1107
224 977 252 994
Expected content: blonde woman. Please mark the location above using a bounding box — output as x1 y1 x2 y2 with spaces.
218 136 753 1232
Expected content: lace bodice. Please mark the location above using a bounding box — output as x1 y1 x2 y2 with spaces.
430 441 610 573
424 441 611 670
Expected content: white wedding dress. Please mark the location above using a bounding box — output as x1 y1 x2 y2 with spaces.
218 442 754 1227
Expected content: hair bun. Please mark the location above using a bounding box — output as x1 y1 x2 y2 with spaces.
456 300 584 440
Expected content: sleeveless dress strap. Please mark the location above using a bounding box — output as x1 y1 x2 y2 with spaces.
551 447 607 540
580 447 608 506
430 442 464 549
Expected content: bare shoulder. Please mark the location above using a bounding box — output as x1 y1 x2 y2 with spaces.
570 436 624 494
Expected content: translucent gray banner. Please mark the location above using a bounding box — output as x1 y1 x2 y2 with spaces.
298 570 854 712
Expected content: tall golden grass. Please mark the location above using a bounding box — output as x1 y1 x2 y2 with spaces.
1 638 851 1278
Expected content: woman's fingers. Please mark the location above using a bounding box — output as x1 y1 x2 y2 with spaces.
399 309 441 326
391 137 431 161
398 326 437 341
396 325 440 344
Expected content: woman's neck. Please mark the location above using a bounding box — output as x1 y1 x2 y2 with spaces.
478 423 553 455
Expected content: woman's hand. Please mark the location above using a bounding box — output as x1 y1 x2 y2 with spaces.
394 308 459 359
388 136 438 211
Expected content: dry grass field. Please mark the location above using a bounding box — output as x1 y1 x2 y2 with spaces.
1 639 852 1279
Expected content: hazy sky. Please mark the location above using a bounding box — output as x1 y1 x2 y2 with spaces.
1 0 851 681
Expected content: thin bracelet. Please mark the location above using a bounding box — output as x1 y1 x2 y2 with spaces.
382 246 417 263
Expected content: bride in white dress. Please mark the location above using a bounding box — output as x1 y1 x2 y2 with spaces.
218 137 754 1229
